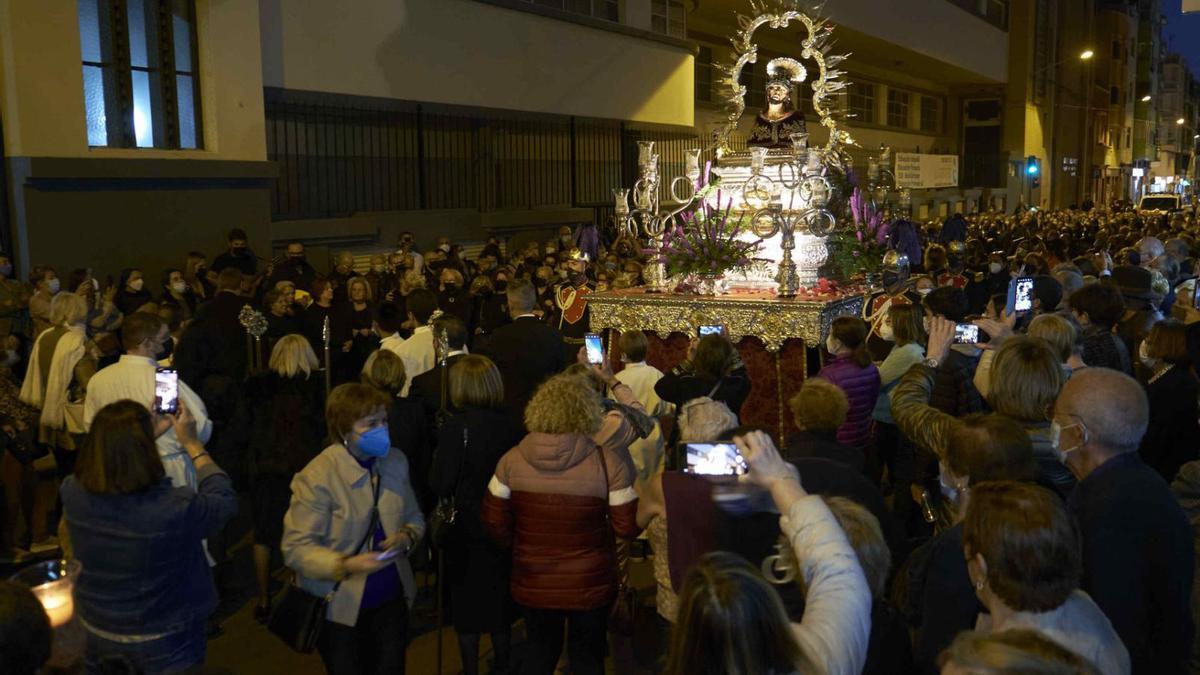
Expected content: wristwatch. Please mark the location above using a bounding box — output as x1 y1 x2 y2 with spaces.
922 357 940 369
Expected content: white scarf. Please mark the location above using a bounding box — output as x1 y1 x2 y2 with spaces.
20 325 87 430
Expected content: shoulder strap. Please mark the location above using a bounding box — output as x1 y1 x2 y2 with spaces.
595 444 611 503
328 470 380 596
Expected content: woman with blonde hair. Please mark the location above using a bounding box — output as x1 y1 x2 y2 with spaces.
483 364 642 675
430 355 523 675
221 334 325 620
21 292 97 505
1028 313 1086 375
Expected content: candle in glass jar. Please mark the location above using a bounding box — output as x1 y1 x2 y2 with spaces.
36 586 75 627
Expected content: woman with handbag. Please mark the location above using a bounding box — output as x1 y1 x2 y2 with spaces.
281 382 425 675
429 355 523 675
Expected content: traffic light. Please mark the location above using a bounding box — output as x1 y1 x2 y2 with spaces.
1026 155 1040 177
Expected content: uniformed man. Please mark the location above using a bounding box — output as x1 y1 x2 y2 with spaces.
552 248 595 364
863 250 920 362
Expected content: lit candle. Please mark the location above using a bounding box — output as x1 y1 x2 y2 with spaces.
37 587 75 627
638 141 656 168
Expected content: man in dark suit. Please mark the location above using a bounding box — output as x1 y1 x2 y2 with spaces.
478 278 566 428
410 313 470 427
1055 368 1194 674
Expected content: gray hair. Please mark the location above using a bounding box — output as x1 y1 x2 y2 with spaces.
678 397 738 442
1058 368 1148 454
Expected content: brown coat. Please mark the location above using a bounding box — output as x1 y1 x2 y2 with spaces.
482 431 639 610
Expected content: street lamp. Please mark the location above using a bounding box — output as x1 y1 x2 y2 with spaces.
1079 49 1095 60
1178 118 1187 125
1142 95 1152 102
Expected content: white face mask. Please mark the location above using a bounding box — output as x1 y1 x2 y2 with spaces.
879 323 894 341
1138 341 1157 369
372 264 386 273
938 463 962 503
47 278 61 294
917 287 933 296
1050 420 1082 464
129 278 145 292
170 281 187 294
989 262 1003 274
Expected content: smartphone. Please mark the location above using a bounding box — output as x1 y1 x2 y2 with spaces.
154 368 179 415
1192 281 1200 309
953 323 980 345
1012 277 1034 313
375 548 401 562
681 442 748 477
584 333 604 365
698 324 724 337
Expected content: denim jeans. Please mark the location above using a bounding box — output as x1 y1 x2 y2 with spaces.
84 618 206 675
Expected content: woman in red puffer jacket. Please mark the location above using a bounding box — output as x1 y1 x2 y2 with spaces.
483 363 642 675
818 316 882 450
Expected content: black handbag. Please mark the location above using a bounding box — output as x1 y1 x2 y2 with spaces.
268 472 380 653
429 426 468 549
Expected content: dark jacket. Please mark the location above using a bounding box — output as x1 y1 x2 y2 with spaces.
220 371 325 478
1080 325 1132 374
1070 452 1194 673
387 395 431 511
786 430 865 472
655 366 752 419
1141 366 1200 482
114 288 154 316
929 348 984 418
904 524 980 675
430 406 524 543
61 463 237 637
1116 307 1163 364
410 352 468 426
479 316 566 425
269 259 318 293
211 249 257 276
482 432 639 610
817 356 882 448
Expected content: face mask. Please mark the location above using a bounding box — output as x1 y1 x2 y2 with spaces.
917 287 932 296
1138 341 1157 369
155 337 175 362
879 323 895 341
288 254 305 263
439 244 451 253
494 280 508 293
1049 420 1081 463
170 281 187 294
536 277 549 287
353 425 391 458
129 278 145 292
938 465 960 503
372 264 385 274
47 279 61 294
989 262 1003 274
443 282 460 292
558 269 568 280
231 247 246 257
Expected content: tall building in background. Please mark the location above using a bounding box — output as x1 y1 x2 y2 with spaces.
1131 0 1163 199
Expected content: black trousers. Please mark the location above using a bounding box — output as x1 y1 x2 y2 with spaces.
317 595 409 675
521 605 609 675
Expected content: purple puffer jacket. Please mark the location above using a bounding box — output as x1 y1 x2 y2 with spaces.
817 356 882 449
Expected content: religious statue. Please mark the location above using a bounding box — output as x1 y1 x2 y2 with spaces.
748 58 809 148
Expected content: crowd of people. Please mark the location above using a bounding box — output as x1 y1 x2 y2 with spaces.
0 203 1199 675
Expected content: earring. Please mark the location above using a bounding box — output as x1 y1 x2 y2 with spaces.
974 579 985 591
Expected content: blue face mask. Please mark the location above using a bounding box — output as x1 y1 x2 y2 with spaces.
354 425 391 457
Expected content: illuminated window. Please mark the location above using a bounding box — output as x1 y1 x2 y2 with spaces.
78 0 202 149
847 82 876 124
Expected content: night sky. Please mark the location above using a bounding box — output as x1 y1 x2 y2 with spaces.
1164 0 1200 73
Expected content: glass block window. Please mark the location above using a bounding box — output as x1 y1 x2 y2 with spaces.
78 0 202 149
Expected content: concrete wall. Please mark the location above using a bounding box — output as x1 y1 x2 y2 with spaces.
258 0 695 126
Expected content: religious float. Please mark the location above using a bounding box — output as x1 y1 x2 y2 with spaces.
589 0 901 441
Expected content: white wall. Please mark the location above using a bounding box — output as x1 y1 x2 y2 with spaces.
825 0 1008 83
258 0 695 126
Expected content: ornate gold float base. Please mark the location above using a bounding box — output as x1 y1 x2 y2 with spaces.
588 288 866 352
589 288 866 444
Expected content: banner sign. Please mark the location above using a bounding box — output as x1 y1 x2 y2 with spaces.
894 153 959 189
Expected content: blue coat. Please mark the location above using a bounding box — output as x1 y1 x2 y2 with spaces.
818 356 881 449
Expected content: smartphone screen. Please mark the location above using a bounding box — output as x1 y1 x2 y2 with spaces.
154 368 179 415
584 333 604 365
681 442 748 476
698 324 724 337
1013 277 1034 313
1193 281 1200 309
375 548 400 562
953 323 980 345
